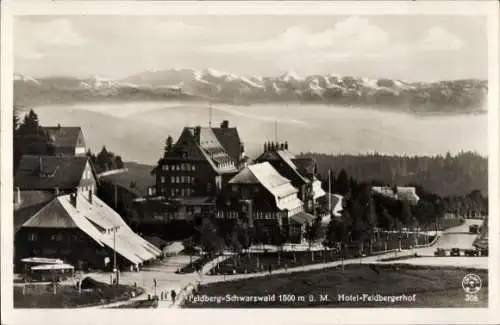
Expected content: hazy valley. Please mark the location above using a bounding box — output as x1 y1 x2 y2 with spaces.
20 101 488 166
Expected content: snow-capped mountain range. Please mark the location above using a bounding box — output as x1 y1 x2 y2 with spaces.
14 69 488 114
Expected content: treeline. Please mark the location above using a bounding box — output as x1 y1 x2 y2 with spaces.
321 168 487 249
321 169 488 220
86 147 125 174
303 152 488 197
13 108 56 170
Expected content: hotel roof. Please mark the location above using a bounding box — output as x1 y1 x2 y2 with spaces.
21 192 161 265
15 155 93 191
229 162 302 211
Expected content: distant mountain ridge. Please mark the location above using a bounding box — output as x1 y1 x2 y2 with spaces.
14 69 488 114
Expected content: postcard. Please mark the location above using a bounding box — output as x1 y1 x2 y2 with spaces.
1 1 498 325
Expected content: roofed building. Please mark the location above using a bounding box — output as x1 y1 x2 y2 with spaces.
255 142 325 211
371 186 420 205
220 162 309 243
14 155 97 194
153 121 245 199
15 190 161 272
43 125 87 156
143 121 246 224
14 155 99 231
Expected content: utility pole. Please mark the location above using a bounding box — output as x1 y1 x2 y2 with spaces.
114 183 117 211
328 169 332 214
113 226 118 285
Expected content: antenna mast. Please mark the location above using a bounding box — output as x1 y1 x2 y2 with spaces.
274 120 278 142
209 102 212 127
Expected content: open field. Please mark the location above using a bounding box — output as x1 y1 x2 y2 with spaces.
184 264 488 308
14 282 143 308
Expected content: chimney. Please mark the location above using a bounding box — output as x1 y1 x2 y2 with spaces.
280 142 285 150
14 187 21 205
88 189 93 204
57 123 61 129
284 141 288 150
70 192 77 208
264 142 268 152
54 187 59 196
194 126 201 143
220 120 229 128
39 157 43 175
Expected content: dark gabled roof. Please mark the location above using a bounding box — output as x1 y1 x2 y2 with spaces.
257 149 309 185
43 126 82 148
14 191 56 232
15 155 90 190
292 158 316 175
212 127 242 162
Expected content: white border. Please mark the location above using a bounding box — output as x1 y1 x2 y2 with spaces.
1 1 499 325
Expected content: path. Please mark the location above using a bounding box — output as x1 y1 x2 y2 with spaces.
87 218 486 309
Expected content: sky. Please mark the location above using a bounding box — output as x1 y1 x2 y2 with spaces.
14 15 488 82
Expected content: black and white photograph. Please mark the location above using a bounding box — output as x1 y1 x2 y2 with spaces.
1 1 499 324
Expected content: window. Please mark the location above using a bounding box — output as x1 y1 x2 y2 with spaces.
170 189 175 197
28 233 37 241
51 233 63 241
170 176 175 183
191 165 196 171
180 189 185 197
176 165 181 171
161 176 165 184
232 185 239 192
175 176 180 183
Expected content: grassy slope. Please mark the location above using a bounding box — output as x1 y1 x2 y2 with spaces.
99 162 155 196
184 264 488 308
14 283 144 308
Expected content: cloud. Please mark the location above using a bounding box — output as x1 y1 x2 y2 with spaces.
419 26 464 51
203 16 389 56
15 18 85 59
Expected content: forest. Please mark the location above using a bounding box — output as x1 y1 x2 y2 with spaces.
303 152 488 197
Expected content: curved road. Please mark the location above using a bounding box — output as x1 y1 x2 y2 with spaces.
90 218 487 308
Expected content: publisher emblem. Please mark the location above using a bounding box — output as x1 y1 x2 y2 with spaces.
462 274 482 295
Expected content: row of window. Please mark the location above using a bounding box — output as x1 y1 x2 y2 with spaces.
232 185 260 194
160 188 195 197
160 176 195 184
81 185 95 193
161 163 196 172
28 233 84 242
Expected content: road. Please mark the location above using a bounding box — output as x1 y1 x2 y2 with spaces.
89 218 486 309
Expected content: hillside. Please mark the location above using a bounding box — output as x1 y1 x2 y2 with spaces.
307 151 488 197
14 70 488 114
99 162 155 197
